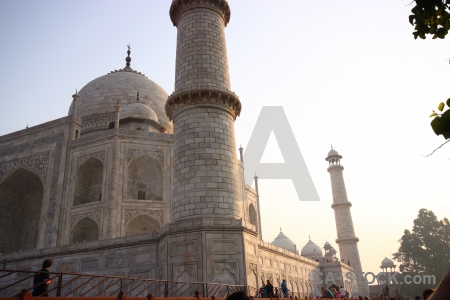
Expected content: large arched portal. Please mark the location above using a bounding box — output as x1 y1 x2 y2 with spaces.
127 155 162 200
0 168 43 254
74 158 103 205
125 214 160 236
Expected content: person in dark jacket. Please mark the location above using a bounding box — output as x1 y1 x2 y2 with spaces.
265 279 274 298
32 259 53 297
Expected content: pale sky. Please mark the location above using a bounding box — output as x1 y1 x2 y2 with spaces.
0 0 449 280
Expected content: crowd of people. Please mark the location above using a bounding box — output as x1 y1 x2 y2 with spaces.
29 258 449 300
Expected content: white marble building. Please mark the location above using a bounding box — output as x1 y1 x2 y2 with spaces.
0 0 366 297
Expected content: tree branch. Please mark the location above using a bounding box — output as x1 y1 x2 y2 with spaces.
423 139 450 157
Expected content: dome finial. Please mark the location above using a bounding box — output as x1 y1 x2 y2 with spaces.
331 144 333 149
126 44 132 67
280 227 282 232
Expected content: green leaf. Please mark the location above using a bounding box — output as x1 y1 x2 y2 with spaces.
438 102 445 111
446 98 450 107
409 15 416 25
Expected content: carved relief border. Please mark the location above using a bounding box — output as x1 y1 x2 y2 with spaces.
71 210 102 228
127 149 164 165
125 209 163 225
0 151 50 184
76 150 106 169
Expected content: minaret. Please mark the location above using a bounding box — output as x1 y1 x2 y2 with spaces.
325 147 369 296
166 0 242 221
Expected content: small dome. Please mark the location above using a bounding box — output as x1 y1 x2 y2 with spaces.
271 231 298 254
121 102 158 122
381 257 395 267
328 148 339 157
301 239 323 260
324 241 332 249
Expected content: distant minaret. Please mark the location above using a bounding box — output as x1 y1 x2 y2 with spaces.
325 147 369 296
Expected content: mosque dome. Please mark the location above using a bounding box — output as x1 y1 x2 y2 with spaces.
381 257 395 268
271 231 298 254
68 48 172 133
121 102 159 122
324 241 332 249
301 239 323 260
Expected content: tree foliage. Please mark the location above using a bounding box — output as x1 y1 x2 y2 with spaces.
409 0 450 39
430 98 450 140
393 209 450 281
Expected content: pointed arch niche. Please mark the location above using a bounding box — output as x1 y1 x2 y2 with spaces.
71 217 99 243
127 155 162 201
125 214 161 236
249 203 258 232
0 168 43 253
74 158 103 205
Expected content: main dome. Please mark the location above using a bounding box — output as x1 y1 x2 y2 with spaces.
69 66 172 133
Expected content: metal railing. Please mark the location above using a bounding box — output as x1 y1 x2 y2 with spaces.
0 270 245 298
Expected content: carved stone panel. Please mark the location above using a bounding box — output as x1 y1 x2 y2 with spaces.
127 149 164 165
81 258 99 271
76 150 106 169
173 263 197 282
212 261 238 284
71 211 101 228
211 239 237 254
0 152 49 184
125 209 163 225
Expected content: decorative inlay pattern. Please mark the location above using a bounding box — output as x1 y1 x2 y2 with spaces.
71 211 102 228
127 149 164 164
81 113 116 131
0 152 50 183
125 209 163 225
76 151 106 169
70 129 172 147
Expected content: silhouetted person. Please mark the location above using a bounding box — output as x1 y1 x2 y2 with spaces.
32 259 53 297
226 291 250 300
429 264 450 300
423 288 434 300
265 279 274 298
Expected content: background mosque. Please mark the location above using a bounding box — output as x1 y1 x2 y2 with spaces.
0 0 368 297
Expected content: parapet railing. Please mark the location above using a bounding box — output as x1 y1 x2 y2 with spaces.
0 270 245 298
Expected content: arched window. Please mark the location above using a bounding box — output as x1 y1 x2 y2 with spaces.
71 217 99 243
74 158 103 205
249 203 258 232
127 155 162 200
125 214 160 236
0 168 43 254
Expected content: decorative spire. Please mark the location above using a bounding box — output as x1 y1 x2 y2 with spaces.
126 44 131 67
